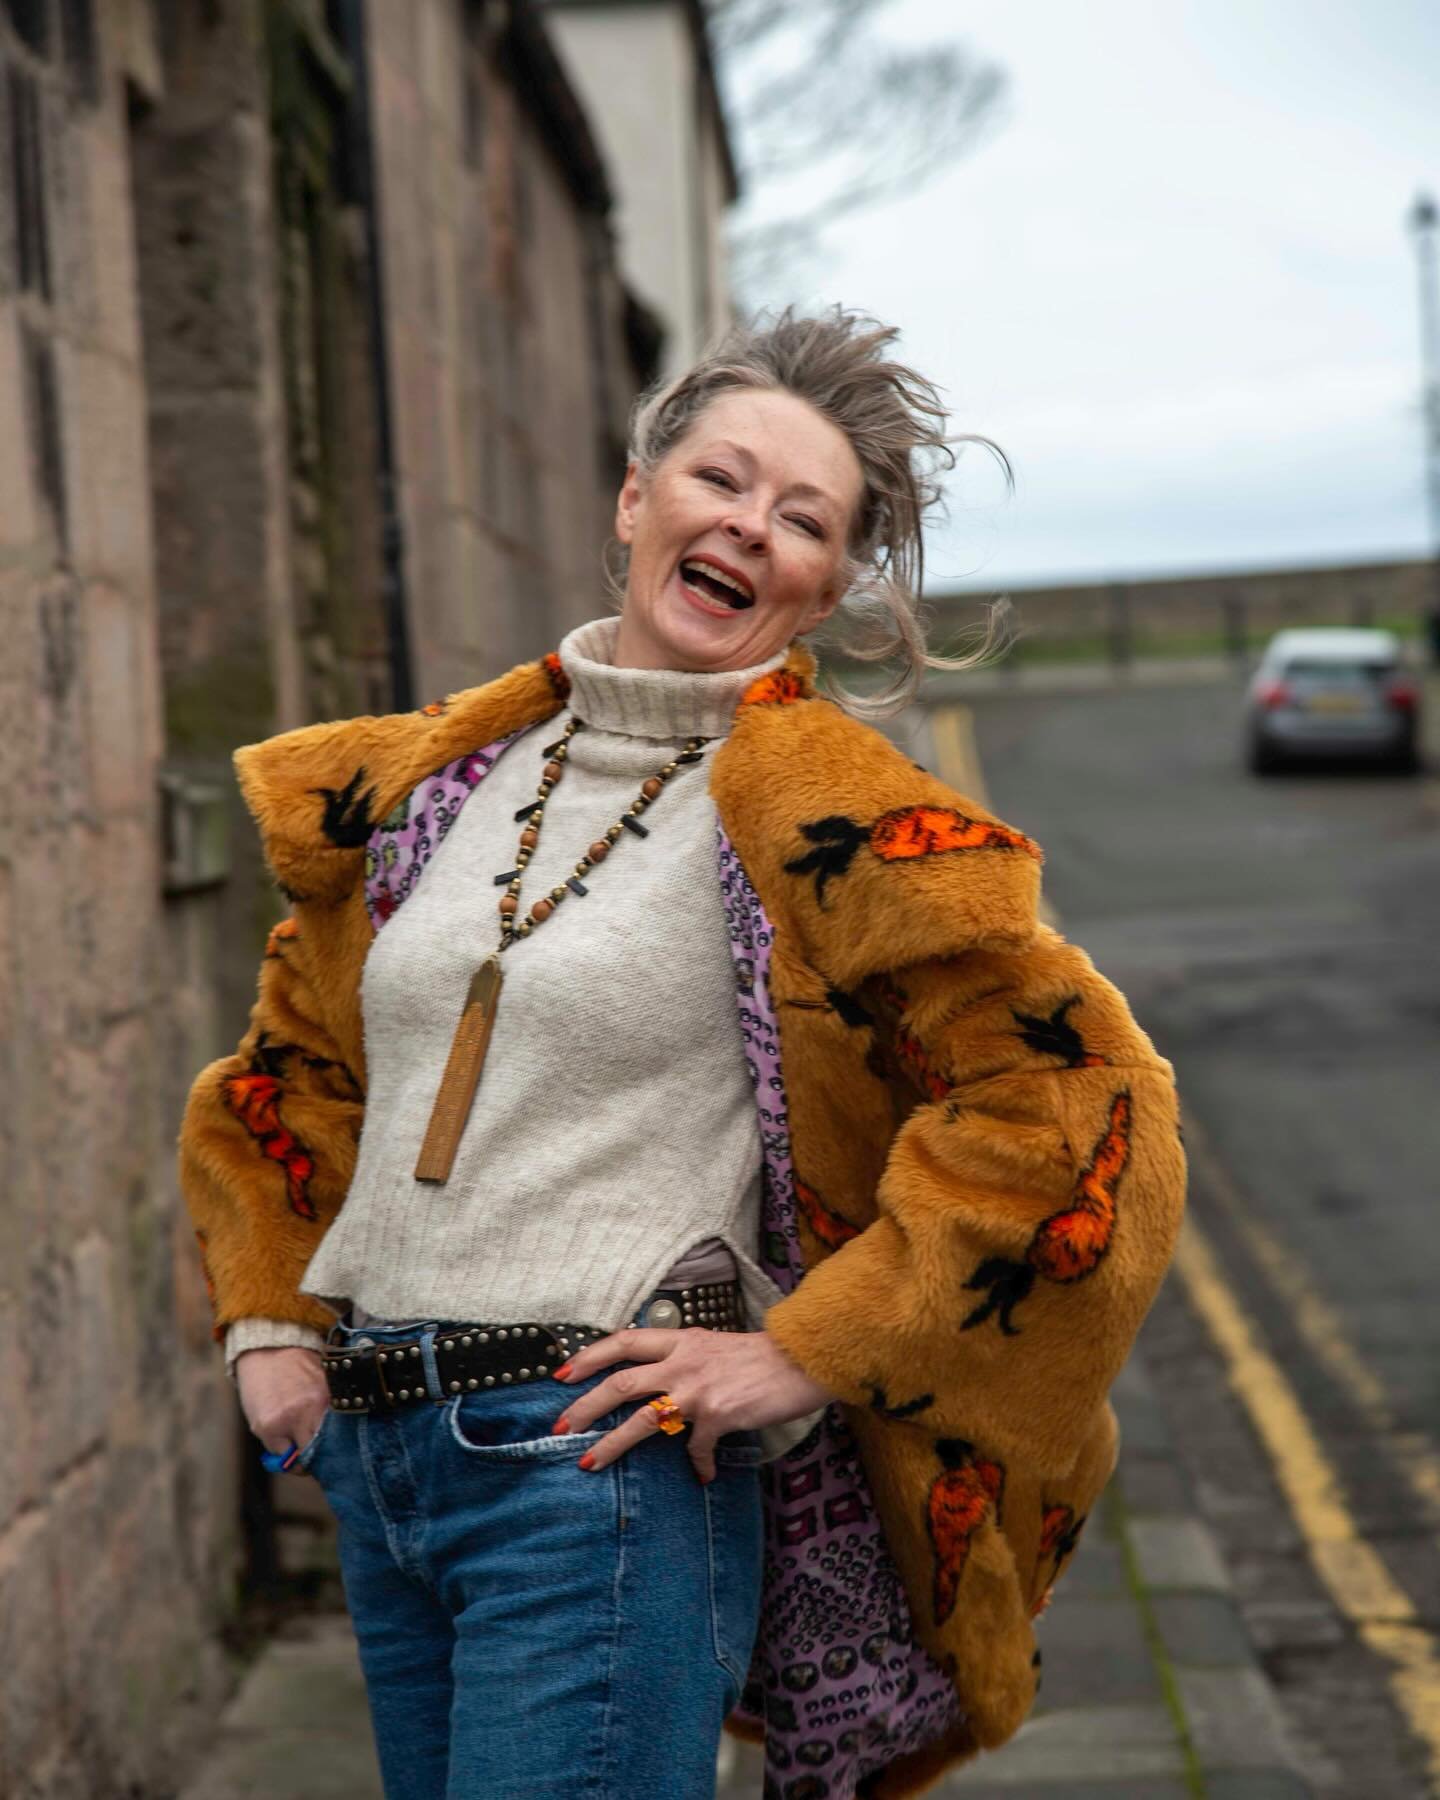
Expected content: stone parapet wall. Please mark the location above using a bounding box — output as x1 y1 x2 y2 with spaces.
936 558 1437 657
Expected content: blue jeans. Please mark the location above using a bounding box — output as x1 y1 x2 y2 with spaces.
299 1318 764 1800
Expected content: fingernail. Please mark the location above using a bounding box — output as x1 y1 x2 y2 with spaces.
551 1415 570 1436
552 1363 573 1381
578 1451 596 1471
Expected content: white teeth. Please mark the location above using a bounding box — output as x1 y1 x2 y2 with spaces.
681 558 752 602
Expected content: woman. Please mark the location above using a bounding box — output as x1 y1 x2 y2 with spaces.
181 309 1186 1800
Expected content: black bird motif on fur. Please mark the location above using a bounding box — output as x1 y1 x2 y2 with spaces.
827 986 875 1029
960 1257 1035 1337
1012 997 1104 1068
783 815 869 906
313 767 379 848
869 1385 934 1420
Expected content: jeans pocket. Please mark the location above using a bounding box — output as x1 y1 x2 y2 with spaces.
704 1434 763 1698
445 1394 608 1462
295 1408 332 1474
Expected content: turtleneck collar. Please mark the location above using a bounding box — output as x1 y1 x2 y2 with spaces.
557 616 789 741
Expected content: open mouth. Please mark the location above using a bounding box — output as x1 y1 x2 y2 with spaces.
679 557 755 611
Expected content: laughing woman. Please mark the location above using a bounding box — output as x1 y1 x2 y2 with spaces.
180 309 1185 1800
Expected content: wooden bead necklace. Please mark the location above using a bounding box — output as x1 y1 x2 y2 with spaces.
413 716 709 1183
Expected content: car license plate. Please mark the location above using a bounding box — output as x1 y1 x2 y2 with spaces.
1305 693 1365 714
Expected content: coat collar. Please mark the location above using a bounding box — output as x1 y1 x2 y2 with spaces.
233 643 1041 977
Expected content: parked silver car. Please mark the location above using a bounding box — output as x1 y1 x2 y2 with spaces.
1244 628 1421 774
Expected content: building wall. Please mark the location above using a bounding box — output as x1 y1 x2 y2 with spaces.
547 2 725 372
369 0 642 696
0 0 651 1792
0 4 239 1794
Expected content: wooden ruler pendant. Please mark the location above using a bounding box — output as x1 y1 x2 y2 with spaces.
413 954 504 1184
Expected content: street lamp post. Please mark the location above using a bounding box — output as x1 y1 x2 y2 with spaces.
1408 191 1440 664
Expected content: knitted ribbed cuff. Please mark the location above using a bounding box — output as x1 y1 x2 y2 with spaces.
224 1317 330 1383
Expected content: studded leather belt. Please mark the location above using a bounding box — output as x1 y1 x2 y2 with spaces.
321 1277 745 1414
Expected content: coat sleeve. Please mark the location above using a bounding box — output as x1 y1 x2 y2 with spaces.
762 929 1187 1478
178 916 365 1348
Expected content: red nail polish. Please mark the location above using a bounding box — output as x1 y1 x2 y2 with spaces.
553 1363 573 1380
578 1451 595 1471
551 1415 570 1436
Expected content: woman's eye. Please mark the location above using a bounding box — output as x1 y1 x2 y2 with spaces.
698 468 736 491
789 516 824 539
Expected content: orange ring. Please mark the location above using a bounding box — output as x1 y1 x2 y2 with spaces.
646 1393 686 1435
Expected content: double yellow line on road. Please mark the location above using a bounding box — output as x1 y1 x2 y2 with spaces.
921 694 1440 1778
926 696 1440 1784
1177 1122 1440 1784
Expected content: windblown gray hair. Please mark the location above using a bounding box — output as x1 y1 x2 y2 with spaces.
620 306 1012 717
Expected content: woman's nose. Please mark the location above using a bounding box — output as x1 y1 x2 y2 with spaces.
723 512 768 554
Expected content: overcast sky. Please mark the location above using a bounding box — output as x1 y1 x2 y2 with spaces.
737 0 1440 593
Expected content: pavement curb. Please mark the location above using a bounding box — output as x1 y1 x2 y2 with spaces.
1109 1349 1310 1795
946 1343 1310 1798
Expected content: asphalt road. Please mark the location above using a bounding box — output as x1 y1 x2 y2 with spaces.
966 671 1440 1797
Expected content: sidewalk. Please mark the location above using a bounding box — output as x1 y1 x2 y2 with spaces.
178 1342 1308 1800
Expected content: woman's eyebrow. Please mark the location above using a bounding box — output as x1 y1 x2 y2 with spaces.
694 442 831 514
701 441 837 510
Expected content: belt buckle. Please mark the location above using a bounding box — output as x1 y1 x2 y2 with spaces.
373 1336 427 1407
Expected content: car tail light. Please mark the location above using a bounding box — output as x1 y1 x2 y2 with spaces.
1384 679 1419 711
1257 679 1293 710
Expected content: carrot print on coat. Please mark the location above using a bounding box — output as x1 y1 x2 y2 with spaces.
961 1090 1133 1335
740 667 809 707
795 1178 861 1250
784 807 1041 908
871 806 1041 866
221 1072 318 1220
926 1439 1006 1625
264 916 299 959
1012 996 1105 1068
869 978 950 1101
542 652 570 701
1039 1503 1085 1572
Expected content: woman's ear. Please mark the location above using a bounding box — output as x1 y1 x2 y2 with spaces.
798 571 850 637
614 462 643 545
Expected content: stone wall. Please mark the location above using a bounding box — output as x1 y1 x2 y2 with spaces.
0 4 238 1794
369 0 643 698
935 557 1438 659
0 0 655 1792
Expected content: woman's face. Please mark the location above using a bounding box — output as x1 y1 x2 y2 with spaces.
613 388 865 673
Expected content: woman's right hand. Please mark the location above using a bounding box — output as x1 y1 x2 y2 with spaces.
235 1345 331 1464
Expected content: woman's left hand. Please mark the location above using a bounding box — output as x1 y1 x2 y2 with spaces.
550 1327 835 1483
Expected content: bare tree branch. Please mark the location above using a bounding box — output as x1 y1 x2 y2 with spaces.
706 0 1007 297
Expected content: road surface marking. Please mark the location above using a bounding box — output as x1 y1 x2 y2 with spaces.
1175 1214 1440 1781
929 702 1060 928
929 702 991 807
1184 1115 1440 1528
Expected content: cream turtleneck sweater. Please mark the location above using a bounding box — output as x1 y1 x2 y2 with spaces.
227 621 820 1455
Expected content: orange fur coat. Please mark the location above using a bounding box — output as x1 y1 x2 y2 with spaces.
178 643 1186 1796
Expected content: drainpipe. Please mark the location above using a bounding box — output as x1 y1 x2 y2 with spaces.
334 0 414 710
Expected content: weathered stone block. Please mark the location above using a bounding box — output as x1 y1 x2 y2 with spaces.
84 580 156 818
0 303 40 550
0 1509 64 1779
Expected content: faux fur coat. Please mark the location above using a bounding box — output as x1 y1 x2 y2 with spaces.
178 642 1186 1799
